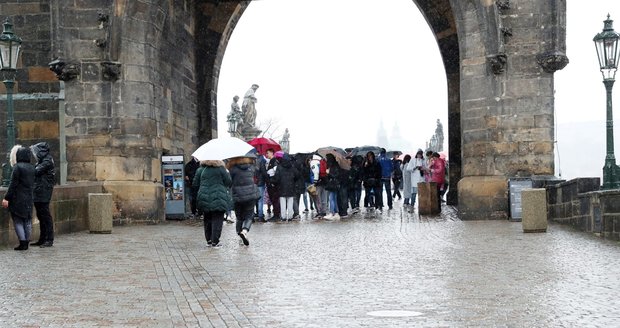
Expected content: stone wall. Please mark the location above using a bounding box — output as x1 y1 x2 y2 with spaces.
455 0 566 219
0 1 61 180
0 183 103 247
546 178 620 241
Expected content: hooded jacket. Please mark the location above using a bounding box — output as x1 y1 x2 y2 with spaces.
228 158 261 204
272 155 299 197
4 146 35 218
31 142 56 202
196 160 233 213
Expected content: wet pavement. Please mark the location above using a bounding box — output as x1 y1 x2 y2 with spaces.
1 202 619 327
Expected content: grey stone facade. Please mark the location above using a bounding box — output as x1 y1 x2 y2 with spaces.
0 0 567 221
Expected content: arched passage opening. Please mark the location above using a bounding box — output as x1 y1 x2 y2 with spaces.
195 0 462 205
194 0 565 219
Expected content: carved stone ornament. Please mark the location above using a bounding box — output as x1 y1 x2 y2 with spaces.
496 0 510 11
536 51 569 73
501 27 513 41
488 53 507 75
48 58 80 81
101 61 121 81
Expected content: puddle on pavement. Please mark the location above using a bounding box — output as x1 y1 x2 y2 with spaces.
367 310 424 317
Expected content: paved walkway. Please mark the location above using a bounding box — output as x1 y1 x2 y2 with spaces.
1 204 619 327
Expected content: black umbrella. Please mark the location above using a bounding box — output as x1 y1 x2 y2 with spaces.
350 145 383 157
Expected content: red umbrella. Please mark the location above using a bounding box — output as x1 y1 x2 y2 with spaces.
247 137 281 155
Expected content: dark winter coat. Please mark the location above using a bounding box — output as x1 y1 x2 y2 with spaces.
192 165 205 197
254 156 268 187
229 161 261 204
31 142 55 203
362 159 382 188
184 158 200 189
292 157 306 195
392 159 403 180
196 160 233 213
272 156 299 197
4 147 35 218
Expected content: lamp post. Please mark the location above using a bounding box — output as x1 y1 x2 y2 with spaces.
227 115 239 137
594 14 620 189
0 19 22 187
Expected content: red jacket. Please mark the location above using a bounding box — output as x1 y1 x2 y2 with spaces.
429 158 446 187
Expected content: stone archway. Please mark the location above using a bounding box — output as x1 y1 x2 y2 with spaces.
3 0 566 221
195 0 567 220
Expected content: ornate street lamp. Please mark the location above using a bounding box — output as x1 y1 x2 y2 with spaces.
0 19 22 187
594 14 620 189
227 115 239 136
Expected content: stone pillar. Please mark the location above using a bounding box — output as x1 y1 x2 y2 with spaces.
418 182 439 215
522 188 547 233
88 193 113 234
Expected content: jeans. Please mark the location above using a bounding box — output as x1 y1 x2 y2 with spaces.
12 213 32 241
317 185 328 215
204 211 224 244
348 185 362 209
235 201 254 234
267 184 281 218
328 191 338 214
381 178 392 208
279 197 294 220
364 186 383 208
293 194 300 216
35 202 54 243
337 187 348 216
303 183 311 210
256 185 265 218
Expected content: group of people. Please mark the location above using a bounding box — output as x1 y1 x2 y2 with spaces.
184 147 448 248
2 142 56 251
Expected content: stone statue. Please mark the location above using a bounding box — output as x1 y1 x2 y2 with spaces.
435 119 444 152
227 95 243 134
280 128 290 153
242 84 259 127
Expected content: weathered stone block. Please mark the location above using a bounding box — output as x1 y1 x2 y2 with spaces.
88 193 113 233
96 156 152 181
458 176 509 220
102 181 164 222
28 67 57 82
18 120 59 139
522 188 547 233
418 182 439 215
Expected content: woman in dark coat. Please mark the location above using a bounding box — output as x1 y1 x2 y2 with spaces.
2 146 35 250
30 142 56 247
272 154 299 221
362 151 382 210
324 153 342 220
196 160 232 248
228 157 260 246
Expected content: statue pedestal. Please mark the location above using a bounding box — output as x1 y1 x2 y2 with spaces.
239 126 262 141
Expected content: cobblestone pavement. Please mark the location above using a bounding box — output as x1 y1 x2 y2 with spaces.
1 202 619 327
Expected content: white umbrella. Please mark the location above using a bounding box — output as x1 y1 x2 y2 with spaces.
191 137 255 161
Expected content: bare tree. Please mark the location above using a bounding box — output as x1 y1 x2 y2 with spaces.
257 117 284 140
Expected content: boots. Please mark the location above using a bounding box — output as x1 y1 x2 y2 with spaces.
14 240 29 251
31 240 44 246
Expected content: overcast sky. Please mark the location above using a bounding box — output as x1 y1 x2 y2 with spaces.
217 0 620 180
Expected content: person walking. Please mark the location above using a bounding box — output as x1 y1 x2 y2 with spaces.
272 154 299 221
196 159 233 248
407 150 426 208
429 152 446 212
377 149 394 210
265 148 281 221
347 155 364 213
362 151 382 211
323 153 342 220
184 156 200 218
254 153 268 222
30 142 56 248
391 153 402 200
2 146 35 251
228 157 261 246
401 154 412 205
